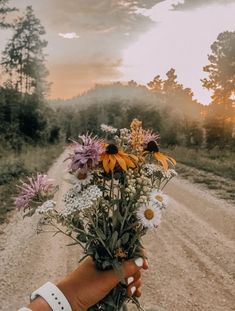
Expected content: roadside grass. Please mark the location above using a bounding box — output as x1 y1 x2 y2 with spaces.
0 143 64 224
166 146 235 203
166 146 235 180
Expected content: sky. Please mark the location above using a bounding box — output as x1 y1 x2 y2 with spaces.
0 0 235 104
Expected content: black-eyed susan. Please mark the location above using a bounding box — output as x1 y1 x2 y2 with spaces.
100 144 138 173
144 141 176 170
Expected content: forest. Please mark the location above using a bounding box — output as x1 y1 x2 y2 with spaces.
0 0 234 221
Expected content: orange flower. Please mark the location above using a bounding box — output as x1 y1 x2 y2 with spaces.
144 141 176 170
130 118 145 153
101 144 138 173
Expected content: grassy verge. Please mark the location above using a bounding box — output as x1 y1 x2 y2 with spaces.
0 143 64 224
165 146 235 180
165 146 235 203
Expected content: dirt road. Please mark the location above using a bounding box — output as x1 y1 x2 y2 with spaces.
0 152 234 311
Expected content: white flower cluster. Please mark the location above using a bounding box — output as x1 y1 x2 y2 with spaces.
114 128 130 146
126 170 152 205
142 164 177 180
36 200 56 215
83 185 102 202
142 163 163 176
166 169 178 178
62 184 102 216
100 124 117 134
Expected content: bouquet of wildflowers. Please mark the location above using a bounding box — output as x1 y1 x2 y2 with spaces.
15 119 177 311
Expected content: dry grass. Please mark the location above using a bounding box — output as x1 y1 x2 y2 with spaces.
165 146 235 203
166 146 235 180
0 143 64 223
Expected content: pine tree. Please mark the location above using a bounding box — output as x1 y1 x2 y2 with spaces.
1 6 49 96
0 0 17 28
202 31 235 148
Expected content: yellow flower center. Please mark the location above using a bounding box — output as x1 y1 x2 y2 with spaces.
144 208 155 220
155 195 163 202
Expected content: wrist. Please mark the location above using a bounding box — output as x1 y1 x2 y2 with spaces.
56 280 86 311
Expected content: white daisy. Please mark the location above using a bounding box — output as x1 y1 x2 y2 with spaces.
64 172 94 187
150 190 169 209
137 205 161 229
76 172 94 186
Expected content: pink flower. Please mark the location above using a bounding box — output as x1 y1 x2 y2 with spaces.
143 130 160 145
65 134 105 174
15 173 56 210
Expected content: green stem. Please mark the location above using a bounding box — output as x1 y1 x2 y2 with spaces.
50 221 85 250
89 215 113 258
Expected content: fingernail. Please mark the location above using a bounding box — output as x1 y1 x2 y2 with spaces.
131 286 136 295
135 257 144 267
127 276 134 285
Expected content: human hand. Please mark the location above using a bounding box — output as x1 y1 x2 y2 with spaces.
56 256 148 311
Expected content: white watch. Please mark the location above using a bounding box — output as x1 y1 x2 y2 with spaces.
30 282 72 311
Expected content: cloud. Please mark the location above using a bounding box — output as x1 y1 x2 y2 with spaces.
172 0 235 10
8 0 166 99
48 59 122 98
58 32 80 39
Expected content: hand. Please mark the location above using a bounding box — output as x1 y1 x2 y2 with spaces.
56 256 148 311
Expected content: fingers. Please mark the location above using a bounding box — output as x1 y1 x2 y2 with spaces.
122 257 148 279
126 277 141 297
126 270 141 285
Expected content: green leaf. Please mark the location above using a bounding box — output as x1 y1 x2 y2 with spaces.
110 231 118 251
76 233 87 243
121 232 129 244
96 228 106 240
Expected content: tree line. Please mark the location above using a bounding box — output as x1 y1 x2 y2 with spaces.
0 0 234 152
0 2 59 150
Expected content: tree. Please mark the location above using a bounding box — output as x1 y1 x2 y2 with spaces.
163 68 179 94
202 31 235 149
1 6 49 96
202 31 235 104
147 75 163 92
0 0 17 28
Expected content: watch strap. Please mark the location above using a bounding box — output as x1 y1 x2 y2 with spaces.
30 282 72 311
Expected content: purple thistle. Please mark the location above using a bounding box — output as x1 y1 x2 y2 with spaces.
65 133 105 174
15 173 56 211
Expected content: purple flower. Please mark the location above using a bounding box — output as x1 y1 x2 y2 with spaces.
15 173 56 210
143 130 160 145
65 134 104 174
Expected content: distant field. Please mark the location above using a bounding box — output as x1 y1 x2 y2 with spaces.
0 143 64 224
